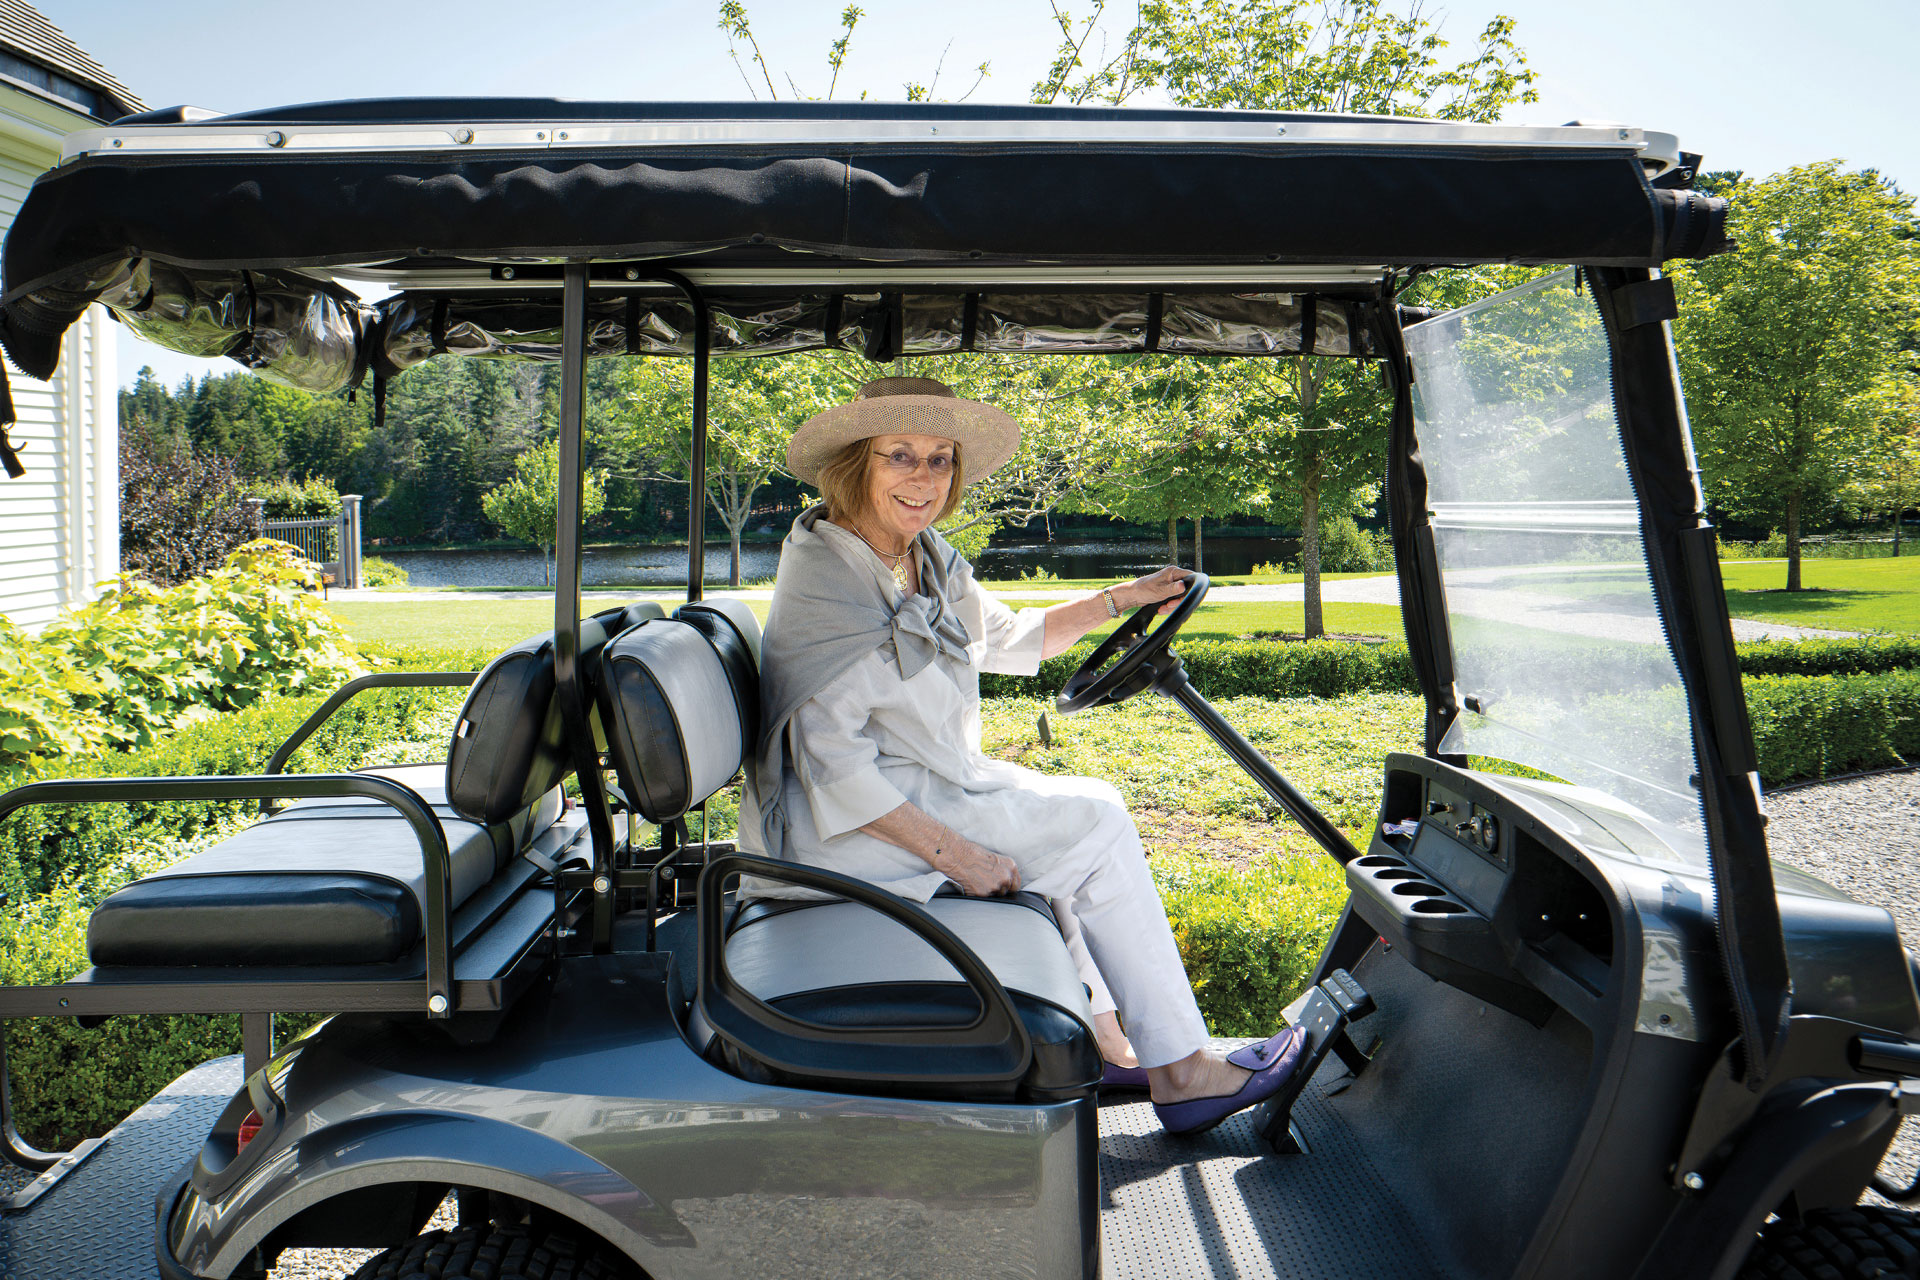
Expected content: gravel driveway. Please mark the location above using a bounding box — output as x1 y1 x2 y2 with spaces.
1762 768 1920 1209
6 771 1914 1274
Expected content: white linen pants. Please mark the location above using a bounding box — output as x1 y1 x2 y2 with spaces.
1014 786 1210 1069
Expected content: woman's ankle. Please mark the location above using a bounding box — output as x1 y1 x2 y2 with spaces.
1093 1011 1138 1067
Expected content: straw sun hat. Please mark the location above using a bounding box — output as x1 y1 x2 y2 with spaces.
786 377 1021 486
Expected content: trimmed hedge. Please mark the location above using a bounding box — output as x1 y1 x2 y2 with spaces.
1 873 325 1149
1748 670 1920 782
981 639 1421 701
0 681 469 1146
1155 852 1348 1035
0 679 469 903
1734 636 1920 678
981 634 1920 703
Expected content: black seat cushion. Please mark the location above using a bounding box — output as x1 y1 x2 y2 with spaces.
672 601 761 749
715 894 1100 1101
597 620 747 823
278 764 563 876
87 805 501 967
447 611 631 825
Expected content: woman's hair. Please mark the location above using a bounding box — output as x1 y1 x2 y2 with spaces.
815 437 967 526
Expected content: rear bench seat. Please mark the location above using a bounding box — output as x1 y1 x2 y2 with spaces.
598 601 1100 1103
85 605 659 969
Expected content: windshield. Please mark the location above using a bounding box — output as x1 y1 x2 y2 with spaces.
1404 270 1704 867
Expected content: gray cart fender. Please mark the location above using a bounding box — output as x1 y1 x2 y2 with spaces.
168 1111 672 1277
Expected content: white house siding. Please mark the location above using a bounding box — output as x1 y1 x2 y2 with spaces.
0 88 116 630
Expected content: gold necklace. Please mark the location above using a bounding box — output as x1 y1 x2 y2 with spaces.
849 526 914 592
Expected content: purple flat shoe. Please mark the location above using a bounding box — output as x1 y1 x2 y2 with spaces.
1099 1061 1151 1092
1151 1027 1307 1137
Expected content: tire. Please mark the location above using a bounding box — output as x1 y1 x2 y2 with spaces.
347 1224 635 1280
1739 1207 1920 1279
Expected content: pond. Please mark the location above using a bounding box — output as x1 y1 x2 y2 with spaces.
379 535 1303 589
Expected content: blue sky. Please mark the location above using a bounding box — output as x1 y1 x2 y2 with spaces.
36 0 1918 390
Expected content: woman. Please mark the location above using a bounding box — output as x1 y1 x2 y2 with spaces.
739 376 1304 1135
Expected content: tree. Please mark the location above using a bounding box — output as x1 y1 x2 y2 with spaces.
1672 163 1920 589
118 423 262 587
1127 0 1535 120
481 438 607 586
618 355 859 587
1219 359 1387 635
1845 380 1920 557
927 355 1157 554
1085 358 1275 571
1067 0 1539 634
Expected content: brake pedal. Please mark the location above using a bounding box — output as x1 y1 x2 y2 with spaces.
1250 968 1377 1155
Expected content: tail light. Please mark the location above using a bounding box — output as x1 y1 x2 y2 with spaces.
236 1109 263 1153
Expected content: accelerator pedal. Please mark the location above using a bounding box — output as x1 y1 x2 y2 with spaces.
1250 968 1377 1154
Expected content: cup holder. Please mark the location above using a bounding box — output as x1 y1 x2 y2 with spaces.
1391 882 1445 897
1413 898 1470 915
1355 855 1404 868
1376 869 1425 881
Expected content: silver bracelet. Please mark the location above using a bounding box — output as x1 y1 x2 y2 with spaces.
1101 586 1120 619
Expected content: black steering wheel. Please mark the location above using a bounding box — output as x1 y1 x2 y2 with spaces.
1056 572 1209 714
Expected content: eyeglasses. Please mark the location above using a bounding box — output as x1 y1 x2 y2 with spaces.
873 448 956 477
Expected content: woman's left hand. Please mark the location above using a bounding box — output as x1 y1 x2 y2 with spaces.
1116 565 1194 616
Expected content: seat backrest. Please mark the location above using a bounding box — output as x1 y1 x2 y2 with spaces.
445 603 664 825
672 600 761 750
596 604 763 824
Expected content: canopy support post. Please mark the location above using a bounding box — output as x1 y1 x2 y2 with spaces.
556 263 619 952
625 271 710 602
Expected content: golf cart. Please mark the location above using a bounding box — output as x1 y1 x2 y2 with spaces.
0 99 1914 1280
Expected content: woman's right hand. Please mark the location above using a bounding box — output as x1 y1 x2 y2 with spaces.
932 841 1022 897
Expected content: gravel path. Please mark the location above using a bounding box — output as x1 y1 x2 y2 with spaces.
1763 768 1920 1208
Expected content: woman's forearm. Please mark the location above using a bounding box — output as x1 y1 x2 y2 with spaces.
1040 576 1178 658
1039 591 1116 659
862 799 967 867
862 800 1021 895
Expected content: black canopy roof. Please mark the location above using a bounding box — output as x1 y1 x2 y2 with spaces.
0 98 1725 389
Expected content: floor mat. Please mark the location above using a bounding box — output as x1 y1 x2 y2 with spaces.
1097 1047 1451 1280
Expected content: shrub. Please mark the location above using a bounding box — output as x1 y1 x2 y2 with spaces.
981 639 1422 702
0 541 361 776
1154 852 1348 1035
247 474 341 520
0 848 324 1149
0 675 469 902
1748 669 1920 782
362 555 410 587
118 424 261 587
1736 636 1920 677
981 634 1919 704
1316 515 1392 573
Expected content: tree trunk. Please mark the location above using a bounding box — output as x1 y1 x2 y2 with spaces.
1894 508 1904 558
1785 491 1802 591
1193 516 1204 574
729 526 743 588
1167 516 1179 564
542 543 553 588
1302 483 1323 639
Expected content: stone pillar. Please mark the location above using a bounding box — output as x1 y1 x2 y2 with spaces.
243 497 266 538
340 495 364 589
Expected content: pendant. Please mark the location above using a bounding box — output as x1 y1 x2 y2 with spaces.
892 560 912 593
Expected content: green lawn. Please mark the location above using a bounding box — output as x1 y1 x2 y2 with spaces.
1718 558 1919 634
328 596 1402 651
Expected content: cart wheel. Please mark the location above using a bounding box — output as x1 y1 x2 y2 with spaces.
348 1224 636 1280
1738 1206 1920 1278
